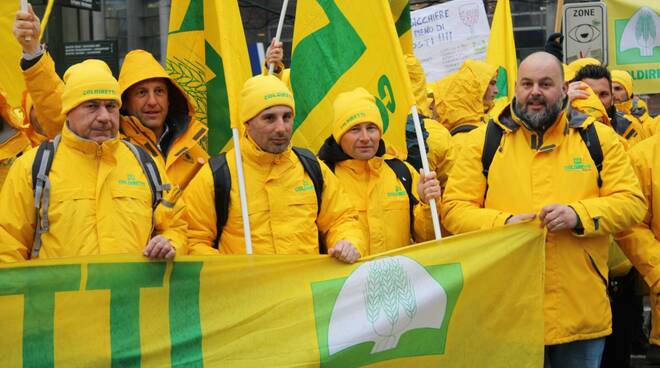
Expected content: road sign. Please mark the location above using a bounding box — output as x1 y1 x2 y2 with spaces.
63 40 118 77
563 2 608 65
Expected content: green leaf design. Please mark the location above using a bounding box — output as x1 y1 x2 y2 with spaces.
635 11 656 45
166 57 207 125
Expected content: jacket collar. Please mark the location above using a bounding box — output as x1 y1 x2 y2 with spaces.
317 135 386 170
61 123 119 156
241 131 294 166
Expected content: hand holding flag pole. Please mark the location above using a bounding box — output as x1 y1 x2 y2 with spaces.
268 0 289 75
411 105 442 240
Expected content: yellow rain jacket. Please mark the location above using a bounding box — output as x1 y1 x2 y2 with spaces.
617 98 658 137
425 118 455 189
118 50 209 191
318 138 436 256
21 52 66 139
0 88 33 188
433 60 497 144
0 126 188 262
442 103 647 344
616 134 660 344
571 85 647 149
184 134 366 256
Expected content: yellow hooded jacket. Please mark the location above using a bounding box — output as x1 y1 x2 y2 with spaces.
442 103 647 344
433 60 497 143
118 50 209 191
0 126 188 262
617 98 658 137
616 134 660 344
424 118 455 189
0 88 33 188
184 134 366 256
21 52 67 139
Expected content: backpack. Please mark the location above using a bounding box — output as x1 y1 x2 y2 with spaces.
209 147 325 251
481 120 603 187
30 135 165 258
325 157 419 240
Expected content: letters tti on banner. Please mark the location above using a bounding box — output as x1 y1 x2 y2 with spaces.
605 0 660 94
411 0 490 83
563 2 608 65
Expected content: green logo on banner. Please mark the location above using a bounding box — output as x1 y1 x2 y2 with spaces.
311 256 463 367
615 7 660 65
495 66 508 98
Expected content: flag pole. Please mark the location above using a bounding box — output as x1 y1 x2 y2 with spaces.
411 105 442 240
232 127 253 255
21 0 31 42
554 0 564 33
268 0 289 74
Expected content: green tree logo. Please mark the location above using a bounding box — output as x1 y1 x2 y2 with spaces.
635 10 657 56
619 7 660 60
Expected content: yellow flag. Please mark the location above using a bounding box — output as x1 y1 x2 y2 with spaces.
166 0 252 154
290 0 414 156
0 223 544 366
486 0 518 100
0 1 54 108
605 0 660 94
390 0 413 54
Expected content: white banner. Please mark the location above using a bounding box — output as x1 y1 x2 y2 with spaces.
412 0 490 82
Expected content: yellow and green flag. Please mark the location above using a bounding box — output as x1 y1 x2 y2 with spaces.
605 0 660 94
0 223 544 366
486 0 518 100
289 0 415 156
390 0 413 54
166 0 252 154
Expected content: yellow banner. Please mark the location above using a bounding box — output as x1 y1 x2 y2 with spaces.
0 223 544 367
390 0 413 54
166 0 252 154
605 0 660 94
290 0 414 156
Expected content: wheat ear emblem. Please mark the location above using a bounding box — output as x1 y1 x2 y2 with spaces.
166 57 208 124
364 258 417 353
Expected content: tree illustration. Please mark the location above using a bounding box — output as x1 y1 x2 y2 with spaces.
364 258 417 353
166 57 208 124
635 9 656 56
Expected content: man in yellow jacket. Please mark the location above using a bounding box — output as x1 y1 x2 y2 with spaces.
317 87 441 255
184 75 365 263
442 52 647 366
616 133 660 363
611 70 658 137
431 59 499 147
569 64 647 148
0 59 187 262
13 7 208 192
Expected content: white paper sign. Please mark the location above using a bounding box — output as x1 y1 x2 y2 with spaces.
412 0 490 82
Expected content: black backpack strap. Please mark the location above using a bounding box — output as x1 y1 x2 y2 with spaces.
121 140 165 209
209 152 231 249
482 120 504 178
292 147 324 214
450 124 478 136
578 124 604 188
385 158 419 238
31 135 61 259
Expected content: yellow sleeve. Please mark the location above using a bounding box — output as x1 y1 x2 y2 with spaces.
316 161 367 257
23 53 66 139
408 162 436 243
616 141 660 290
441 127 513 234
153 164 189 255
425 119 455 189
569 124 647 236
182 163 220 255
0 152 37 262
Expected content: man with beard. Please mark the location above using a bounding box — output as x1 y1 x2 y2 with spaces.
442 52 647 367
568 65 647 149
183 75 365 263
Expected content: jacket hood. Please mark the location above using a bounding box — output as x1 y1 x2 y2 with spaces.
118 50 195 125
570 85 610 126
0 87 20 130
317 135 386 169
433 60 498 131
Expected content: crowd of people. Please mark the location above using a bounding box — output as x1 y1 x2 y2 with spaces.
1 5 660 367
